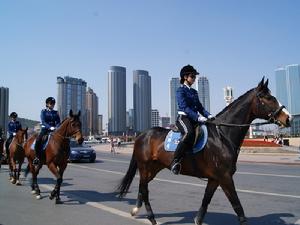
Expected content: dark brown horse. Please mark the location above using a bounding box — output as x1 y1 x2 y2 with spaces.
117 78 291 225
8 128 28 185
24 110 83 203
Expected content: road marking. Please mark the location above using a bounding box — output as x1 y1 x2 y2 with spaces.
40 184 161 225
69 164 300 199
97 157 300 178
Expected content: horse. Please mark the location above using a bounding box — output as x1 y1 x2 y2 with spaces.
117 78 291 225
0 135 4 168
24 110 84 203
8 128 28 185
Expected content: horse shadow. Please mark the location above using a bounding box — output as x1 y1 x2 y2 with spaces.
153 211 295 225
61 189 136 205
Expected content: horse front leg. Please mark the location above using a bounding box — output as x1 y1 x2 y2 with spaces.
194 178 219 225
15 161 23 185
220 175 247 225
48 162 64 204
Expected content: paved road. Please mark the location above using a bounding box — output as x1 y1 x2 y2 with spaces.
0 150 300 225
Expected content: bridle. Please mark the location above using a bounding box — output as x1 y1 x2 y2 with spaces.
53 118 82 140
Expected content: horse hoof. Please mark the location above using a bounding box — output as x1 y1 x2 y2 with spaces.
31 190 37 194
36 195 42 200
149 218 157 225
16 181 22 186
194 217 203 225
11 179 16 184
55 199 63 204
131 207 139 216
49 195 54 200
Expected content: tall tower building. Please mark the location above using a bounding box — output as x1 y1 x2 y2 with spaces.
275 64 300 135
133 70 151 132
86 87 99 135
98 115 103 135
151 109 160 127
57 76 87 135
224 86 234 106
108 66 126 135
196 76 210 111
0 87 9 137
169 78 180 125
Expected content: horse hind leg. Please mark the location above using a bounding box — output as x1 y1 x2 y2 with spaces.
220 175 247 225
16 161 23 185
194 178 219 225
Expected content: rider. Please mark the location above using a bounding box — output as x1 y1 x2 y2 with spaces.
33 97 61 165
6 112 22 158
170 65 214 175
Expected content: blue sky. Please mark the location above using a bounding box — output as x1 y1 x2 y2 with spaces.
1 0 300 123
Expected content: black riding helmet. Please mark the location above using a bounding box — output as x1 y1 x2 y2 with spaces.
46 97 56 105
180 65 199 84
10 112 18 118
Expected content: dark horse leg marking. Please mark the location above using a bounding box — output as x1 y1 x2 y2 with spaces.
194 178 219 225
220 175 247 225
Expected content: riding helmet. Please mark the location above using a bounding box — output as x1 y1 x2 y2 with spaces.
46 97 56 105
180 65 199 83
10 112 18 118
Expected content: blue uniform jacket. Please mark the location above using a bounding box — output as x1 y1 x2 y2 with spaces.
40 108 61 131
8 120 22 137
176 84 211 122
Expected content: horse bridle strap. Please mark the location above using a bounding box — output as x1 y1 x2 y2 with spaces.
207 120 272 127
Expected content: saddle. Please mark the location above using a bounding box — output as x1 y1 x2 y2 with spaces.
31 134 51 151
164 124 208 154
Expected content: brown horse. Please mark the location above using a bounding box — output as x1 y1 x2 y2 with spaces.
117 78 291 225
8 128 28 185
24 110 83 203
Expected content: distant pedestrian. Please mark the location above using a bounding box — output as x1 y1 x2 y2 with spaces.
110 137 116 155
117 137 121 148
263 135 268 142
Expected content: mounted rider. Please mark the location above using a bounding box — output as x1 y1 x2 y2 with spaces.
33 97 61 165
170 65 214 175
6 112 22 158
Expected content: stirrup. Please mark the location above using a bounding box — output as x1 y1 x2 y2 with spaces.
171 162 181 175
33 157 40 166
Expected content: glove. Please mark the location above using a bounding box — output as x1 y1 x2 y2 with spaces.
198 115 207 123
13 132 16 136
50 127 55 131
208 115 215 120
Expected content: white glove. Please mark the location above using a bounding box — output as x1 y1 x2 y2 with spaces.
13 132 16 136
50 127 55 131
198 115 207 122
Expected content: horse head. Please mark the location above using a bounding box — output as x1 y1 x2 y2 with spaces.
67 110 84 144
15 128 28 145
253 77 292 127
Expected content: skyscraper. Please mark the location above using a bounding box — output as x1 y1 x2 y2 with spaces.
196 76 210 111
224 86 234 106
86 87 99 136
151 109 160 127
275 64 300 135
0 87 9 137
169 78 180 125
98 115 103 135
108 66 126 135
133 70 151 132
57 76 87 135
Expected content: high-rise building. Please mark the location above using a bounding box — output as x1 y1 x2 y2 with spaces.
0 87 9 137
108 66 126 135
126 109 134 130
57 76 87 135
224 86 234 106
133 70 151 132
196 76 210 111
275 64 300 136
169 78 180 125
98 115 103 135
151 109 160 127
160 116 170 128
86 87 99 135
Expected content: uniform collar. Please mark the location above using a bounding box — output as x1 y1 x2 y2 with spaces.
183 83 191 89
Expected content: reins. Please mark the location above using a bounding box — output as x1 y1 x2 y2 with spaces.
206 120 273 127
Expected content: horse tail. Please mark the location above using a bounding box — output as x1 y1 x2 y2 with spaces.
116 154 137 198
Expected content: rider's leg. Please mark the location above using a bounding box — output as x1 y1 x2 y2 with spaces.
170 115 196 175
5 136 13 162
33 130 46 165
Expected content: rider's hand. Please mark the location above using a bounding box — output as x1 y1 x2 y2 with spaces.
208 115 215 120
198 115 207 123
50 127 55 131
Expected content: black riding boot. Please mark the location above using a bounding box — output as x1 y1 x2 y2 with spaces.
170 142 189 175
33 137 43 165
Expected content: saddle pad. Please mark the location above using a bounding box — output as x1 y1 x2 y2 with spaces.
31 135 51 151
164 124 208 154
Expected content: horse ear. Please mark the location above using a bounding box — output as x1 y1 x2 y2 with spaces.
69 110 73 117
78 110 81 117
257 76 265 90
264 79 269 89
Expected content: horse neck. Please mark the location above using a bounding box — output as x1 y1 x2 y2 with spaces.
55 119 70 139
217 90 256 151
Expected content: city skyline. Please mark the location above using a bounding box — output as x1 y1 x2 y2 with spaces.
1 1 300 124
